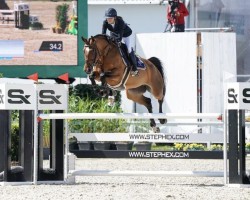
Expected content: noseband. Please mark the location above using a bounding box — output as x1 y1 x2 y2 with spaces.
84 43 101 71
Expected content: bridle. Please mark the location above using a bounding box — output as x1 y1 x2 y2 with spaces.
84 43 101 73
84 38 112 74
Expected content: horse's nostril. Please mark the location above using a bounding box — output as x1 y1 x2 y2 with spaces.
84 69 91 74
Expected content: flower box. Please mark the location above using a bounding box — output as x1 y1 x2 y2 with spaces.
78 142 93 150
93 142 111 150
115 142 134 150
134 142 152 151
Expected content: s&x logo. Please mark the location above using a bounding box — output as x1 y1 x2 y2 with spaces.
0 89 4 104
228 88 238 103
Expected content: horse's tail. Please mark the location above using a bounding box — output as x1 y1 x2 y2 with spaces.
148 57 166 96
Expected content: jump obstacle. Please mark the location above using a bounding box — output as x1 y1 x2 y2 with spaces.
0 82 250 186
0 2 30 29
0 10 15 26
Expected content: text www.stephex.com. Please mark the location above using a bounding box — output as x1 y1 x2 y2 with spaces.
129 134 189 140
128 151 189 158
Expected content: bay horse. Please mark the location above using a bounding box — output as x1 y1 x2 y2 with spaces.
82 34 166 132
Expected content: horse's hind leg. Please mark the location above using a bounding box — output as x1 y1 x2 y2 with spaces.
158 99 167 124
126 88 157 130
148 78 167 124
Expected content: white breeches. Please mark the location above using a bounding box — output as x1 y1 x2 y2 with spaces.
122 35 133 53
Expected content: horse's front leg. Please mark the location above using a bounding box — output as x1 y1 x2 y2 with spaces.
100 72 106 86
89 73 97 86
96 72 108 97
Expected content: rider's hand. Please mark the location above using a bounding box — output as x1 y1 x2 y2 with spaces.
111 37 118 43
111 37 121 46
117 41 121 47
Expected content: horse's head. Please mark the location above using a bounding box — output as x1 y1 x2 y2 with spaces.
82 35 111 77
82 36 97 75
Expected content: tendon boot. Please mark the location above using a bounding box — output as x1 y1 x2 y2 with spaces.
129 50 139 76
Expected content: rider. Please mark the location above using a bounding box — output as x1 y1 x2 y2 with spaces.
102 8 139 76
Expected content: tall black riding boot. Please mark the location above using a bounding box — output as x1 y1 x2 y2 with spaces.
129 50 139 76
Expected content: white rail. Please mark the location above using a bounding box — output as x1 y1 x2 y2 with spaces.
69 170 224 177
131 121 223 126
39 113 222 120
185 27 233 32
0 10 15 14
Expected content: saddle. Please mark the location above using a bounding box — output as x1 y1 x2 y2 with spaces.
108 37 145 69
119 43 145 69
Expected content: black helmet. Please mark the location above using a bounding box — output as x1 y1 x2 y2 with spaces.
105 8 117 18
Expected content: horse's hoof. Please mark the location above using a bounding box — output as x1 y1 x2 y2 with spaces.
152 127 160 133
102 93 108 98
99 90 107 97
159 119 167 124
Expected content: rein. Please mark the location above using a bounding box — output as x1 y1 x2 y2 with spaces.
84 39 112 71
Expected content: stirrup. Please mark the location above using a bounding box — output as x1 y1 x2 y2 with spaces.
131 70 139 77
107 96 115 107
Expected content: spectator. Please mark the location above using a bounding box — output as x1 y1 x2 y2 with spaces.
166 0 189 32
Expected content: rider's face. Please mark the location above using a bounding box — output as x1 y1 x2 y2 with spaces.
107 17 115 24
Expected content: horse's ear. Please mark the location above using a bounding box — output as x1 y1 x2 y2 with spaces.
81 36 89 44
91 36 96 42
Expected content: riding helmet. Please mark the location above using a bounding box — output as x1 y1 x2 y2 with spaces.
105 8 117 18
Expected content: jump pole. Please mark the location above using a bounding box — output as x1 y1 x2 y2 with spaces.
223 109 228 185
69 170 224 177
39 112 222 120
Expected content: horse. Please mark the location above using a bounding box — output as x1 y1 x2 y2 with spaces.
82 34 167 132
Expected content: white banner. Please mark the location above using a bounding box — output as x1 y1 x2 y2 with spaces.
0 83 36 110
37 84 68 110
225 82 250 110
70 133 224 143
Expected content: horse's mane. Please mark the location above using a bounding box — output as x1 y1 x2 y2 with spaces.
90 34 117 48
92 34 110 42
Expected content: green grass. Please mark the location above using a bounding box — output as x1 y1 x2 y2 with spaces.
68 93 127 133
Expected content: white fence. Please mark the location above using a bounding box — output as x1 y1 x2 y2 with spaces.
37 111 227 183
